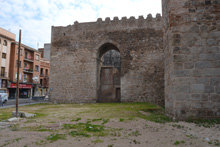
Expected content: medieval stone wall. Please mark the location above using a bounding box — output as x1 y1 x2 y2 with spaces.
163 0 220 119
50 14 164 105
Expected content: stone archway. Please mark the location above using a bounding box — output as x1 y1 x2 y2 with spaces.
97 43 121 102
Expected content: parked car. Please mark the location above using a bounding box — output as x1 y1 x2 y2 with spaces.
0 89 8 106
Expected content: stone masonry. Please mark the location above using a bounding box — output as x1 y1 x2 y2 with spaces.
163 0 220 119
50 0 220 119
50 14 164 106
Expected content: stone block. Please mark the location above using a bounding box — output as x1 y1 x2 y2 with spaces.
195 61 220 69
199 53 220 61
190 84 205 93
8 117 19 122
184 62 194 69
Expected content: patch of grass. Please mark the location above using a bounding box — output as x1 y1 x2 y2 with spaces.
186 134 197 139
71 117 81 122
9 124 20 131
21 125 52 132
119 118 124 122
0 111 11 121
172 124 184 129
102 118 109 124
15 137 23 142
208 140 220 146
139 108 172 123
92 118 102 122
186 118 220 128
0 137 23 147
129 130 141 137
92 139 104 143
174 140 185 145
133 139 140 144
107 144 114 147
64 121 118 137
34 113 48 118
35 140 47 145
64 122 104 132
111 131 121 137
69 131 90 137
46 134 66 142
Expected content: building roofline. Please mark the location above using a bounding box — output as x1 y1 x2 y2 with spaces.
0 27 16 41
12 41 39 52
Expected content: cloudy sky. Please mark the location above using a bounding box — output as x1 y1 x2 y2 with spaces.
0 0 161 49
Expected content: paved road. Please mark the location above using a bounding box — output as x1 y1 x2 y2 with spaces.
0 98 48 109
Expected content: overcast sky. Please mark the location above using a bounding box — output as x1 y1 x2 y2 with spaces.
0 0 162 49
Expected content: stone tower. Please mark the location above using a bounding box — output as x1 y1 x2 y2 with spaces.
163 0 220 119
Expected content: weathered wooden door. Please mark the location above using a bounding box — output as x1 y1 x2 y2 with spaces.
100 67 114 102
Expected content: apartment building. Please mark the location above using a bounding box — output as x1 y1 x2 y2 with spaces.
0 27 16 91
9 42 41 98
39 58 50 96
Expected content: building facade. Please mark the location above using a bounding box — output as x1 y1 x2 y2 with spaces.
0 28 15 92
39 58 50 96
9 42 41 98
50 15 164 105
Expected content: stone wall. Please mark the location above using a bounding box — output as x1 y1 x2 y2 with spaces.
50 14 164 106
163 0 220 119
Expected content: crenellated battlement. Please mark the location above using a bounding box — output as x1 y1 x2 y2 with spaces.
52 13 163 34
93 13 162 23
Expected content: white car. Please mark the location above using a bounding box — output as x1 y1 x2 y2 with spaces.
0 89 8 105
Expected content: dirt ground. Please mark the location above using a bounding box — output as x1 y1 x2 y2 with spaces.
0 103 219 147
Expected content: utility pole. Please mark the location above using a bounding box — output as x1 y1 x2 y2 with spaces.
16 30 21 117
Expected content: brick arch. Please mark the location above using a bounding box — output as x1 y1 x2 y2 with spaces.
96 42 121 102
95 40 122 58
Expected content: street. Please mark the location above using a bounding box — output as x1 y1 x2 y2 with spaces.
0 98 48 109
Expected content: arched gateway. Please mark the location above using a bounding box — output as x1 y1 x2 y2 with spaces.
50 14 164 106
97 43 121 102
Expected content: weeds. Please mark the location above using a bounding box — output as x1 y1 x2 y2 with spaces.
9 124 20 131
174 140 185 145
69 131 90 137
172 124 184 129
46 134 66 142
129 130 141 137
91 139 104 143
186 118 220 128
71 117 81 122
139 108 172 123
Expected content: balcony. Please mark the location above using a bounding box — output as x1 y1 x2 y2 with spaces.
24 57 34 62
40 73 44 77
23 69 33 74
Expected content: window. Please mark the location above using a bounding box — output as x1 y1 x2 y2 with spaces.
23 74 27 83
25 51 28 59
40 68 43 75
36 54 39 60
24 62 28 69
20 49 23 56
40 79 43 86
1 67 5 77
46 69 48 76
2 53 6 59
16 60 22 68
3 40 7 46
35 65 39 72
